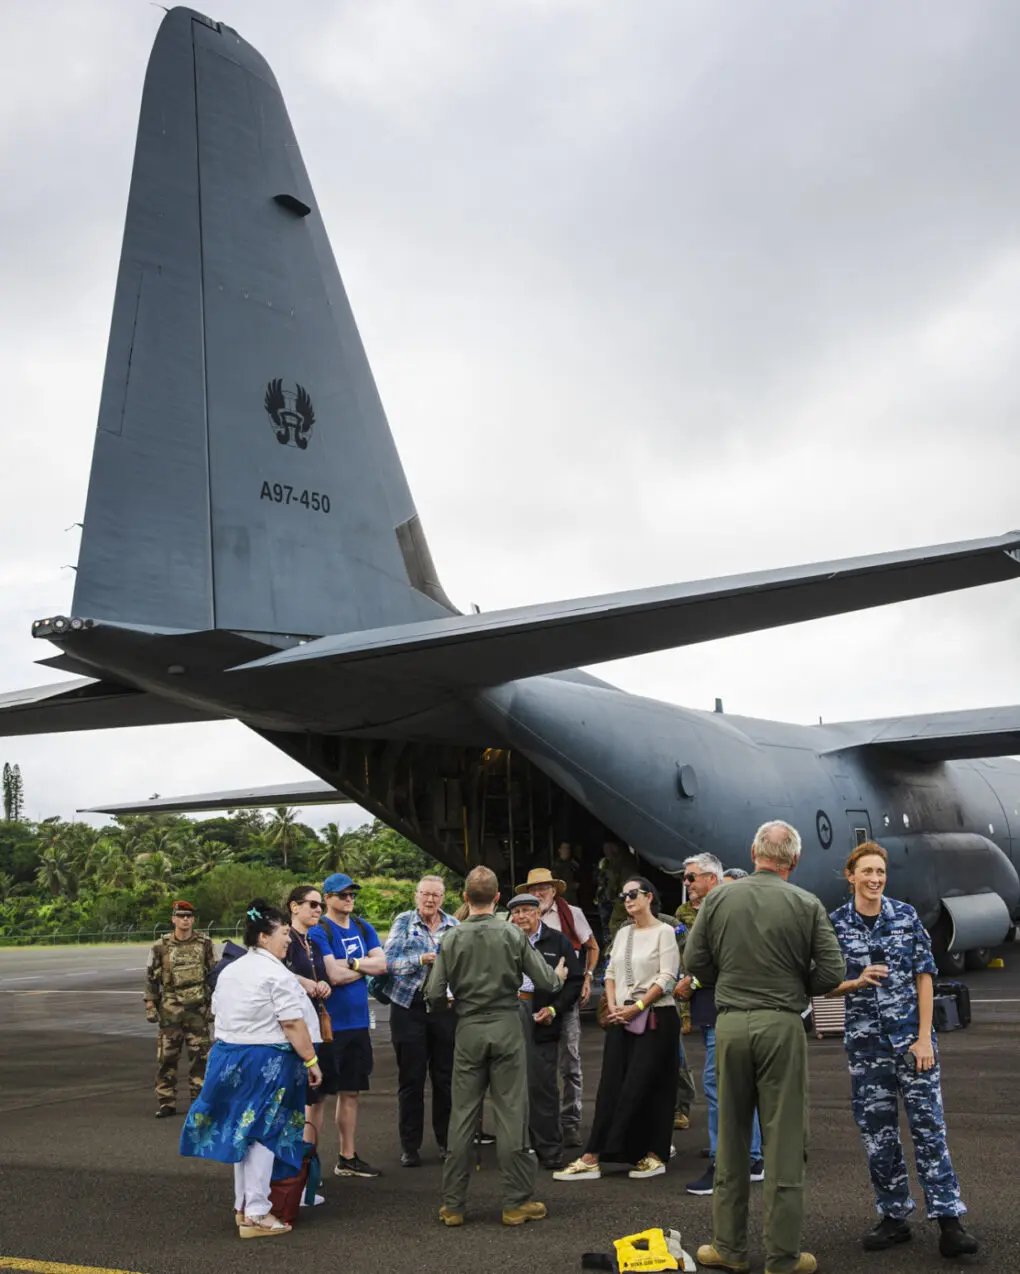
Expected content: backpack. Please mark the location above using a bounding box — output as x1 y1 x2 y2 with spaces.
207 939 245 991
320 915 393 1004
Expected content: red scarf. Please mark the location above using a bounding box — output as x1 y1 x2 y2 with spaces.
554 896 582 950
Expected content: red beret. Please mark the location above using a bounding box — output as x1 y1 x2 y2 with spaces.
172 901 195 913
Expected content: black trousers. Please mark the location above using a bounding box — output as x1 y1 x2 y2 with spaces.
586 1007 680 1165
390 997 456 1152
519 1003 562 1163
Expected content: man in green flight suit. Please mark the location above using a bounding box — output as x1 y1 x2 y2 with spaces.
684 821 845 1274
144 900 215 1118
427 865 568 1228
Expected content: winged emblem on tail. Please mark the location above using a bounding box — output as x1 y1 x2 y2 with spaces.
264 378 315 449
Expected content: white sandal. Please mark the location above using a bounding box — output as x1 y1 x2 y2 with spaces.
238 1212 292 1239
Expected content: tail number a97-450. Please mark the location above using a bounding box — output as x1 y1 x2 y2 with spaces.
260 481 331 513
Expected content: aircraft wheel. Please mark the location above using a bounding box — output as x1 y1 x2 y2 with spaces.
964 947 991 971
935 947 966 976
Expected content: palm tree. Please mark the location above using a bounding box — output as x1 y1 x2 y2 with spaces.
35 847 76 898
94 843 136 890
310 822 348 876
267 807 300 870
346 843 392 878
183 839 234 879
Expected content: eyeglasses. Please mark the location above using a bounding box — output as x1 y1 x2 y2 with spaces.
683 871 710 883
619 888 648 902
304 900 324 909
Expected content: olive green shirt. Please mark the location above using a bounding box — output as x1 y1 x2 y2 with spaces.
426 913 561 1018
683 869 845 1013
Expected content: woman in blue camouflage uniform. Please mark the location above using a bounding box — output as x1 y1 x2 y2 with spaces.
827 843 978 1260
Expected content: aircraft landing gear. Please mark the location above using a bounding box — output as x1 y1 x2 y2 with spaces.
964 947 992 971
936 947 966 976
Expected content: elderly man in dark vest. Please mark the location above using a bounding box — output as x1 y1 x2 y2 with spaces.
517 866 600 1149
508 892 584 1170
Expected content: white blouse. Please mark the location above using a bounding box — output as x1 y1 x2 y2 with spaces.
605 920 679 1009
212 948 321 1045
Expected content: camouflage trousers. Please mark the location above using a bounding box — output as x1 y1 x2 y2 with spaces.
155 1011 211 1108
848 1048 965 1220
675 1034 696 1117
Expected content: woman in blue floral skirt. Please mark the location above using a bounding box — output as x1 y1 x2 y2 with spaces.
180 899 323 1238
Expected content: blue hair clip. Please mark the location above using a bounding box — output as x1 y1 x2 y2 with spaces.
247 906 262 921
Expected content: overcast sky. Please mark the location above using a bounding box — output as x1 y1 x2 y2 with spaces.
1 0 1019 830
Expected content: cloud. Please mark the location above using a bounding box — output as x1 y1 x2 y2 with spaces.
1 0 1018 827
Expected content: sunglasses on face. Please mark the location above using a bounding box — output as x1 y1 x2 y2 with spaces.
619 888 649 902
304 900 324 909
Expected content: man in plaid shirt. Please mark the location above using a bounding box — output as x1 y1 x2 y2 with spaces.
384 875 459 1167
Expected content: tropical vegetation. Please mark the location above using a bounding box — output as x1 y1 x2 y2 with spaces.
0 789 463 943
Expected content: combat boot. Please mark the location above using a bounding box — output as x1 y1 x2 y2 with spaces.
863 1216 911 1250
502 1201 548 1226
765 1255 816 1274
695 1245 750 1272
438 1206 464 1227
937 1217 978 1258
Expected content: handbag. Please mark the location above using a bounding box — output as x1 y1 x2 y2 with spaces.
622 924 652 1035
316 999 333 1044
296 931 333 1043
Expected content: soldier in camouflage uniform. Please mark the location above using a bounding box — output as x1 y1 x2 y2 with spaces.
828 842 978 1261
671 900 698 1129
144 900 215 1118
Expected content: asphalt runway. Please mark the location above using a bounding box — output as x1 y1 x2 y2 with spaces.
1 943 1017 1273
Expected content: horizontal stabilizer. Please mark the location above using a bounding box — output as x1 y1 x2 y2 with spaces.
0 679 224 737
231 532 1020 687
823 704 1020 762
82 780 351 817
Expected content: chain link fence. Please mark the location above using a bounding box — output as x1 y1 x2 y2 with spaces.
0 921 246 947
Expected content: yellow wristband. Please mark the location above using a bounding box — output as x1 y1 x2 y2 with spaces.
353 958 361 972
304 1055 318 1069
635 999 646 1011
549 1007 556 1018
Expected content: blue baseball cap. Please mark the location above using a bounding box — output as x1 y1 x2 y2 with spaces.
323 872 360 895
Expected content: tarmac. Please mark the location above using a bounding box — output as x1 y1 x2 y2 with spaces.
0 942 1015 1273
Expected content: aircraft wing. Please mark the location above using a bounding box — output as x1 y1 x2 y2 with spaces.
82 780 351 816
0 678 225 735
822 705 1020 762
232 531 1020 687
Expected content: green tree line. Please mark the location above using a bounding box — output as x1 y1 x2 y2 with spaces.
0 805 463 940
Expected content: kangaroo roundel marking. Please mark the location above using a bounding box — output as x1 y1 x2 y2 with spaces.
816 809 833 849
264 378 315 449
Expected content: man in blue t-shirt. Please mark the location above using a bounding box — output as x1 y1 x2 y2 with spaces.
309 873 387 1179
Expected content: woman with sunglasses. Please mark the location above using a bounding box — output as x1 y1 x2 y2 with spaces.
284 887 334 1165
554 876 679 1182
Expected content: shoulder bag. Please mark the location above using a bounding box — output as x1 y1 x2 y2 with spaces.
623 923 653 1035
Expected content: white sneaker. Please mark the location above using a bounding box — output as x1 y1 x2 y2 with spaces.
300 1194 325 1207
669 1144 677 1160
552 1157 601 1181
629 1155 666 1179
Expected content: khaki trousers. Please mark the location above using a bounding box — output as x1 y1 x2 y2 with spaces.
713 1009 808 1274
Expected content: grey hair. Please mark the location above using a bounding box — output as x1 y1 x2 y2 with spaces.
683 853 724 880
752 820 802 869
416 875 447 895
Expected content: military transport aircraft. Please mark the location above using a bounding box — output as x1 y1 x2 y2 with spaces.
2 7 1020 973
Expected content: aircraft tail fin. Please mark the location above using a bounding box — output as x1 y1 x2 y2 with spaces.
73 8 453 640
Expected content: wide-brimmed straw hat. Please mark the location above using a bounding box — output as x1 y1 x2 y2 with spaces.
515 867 566 895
